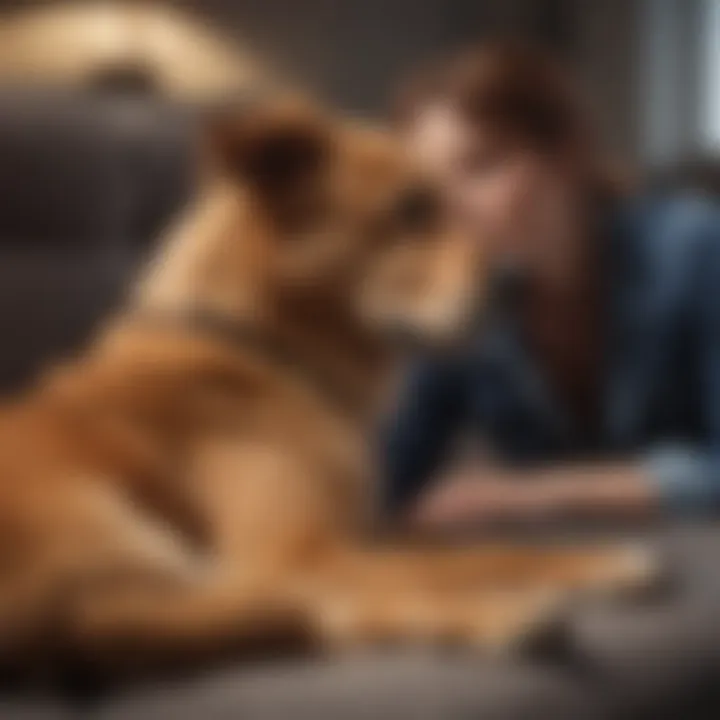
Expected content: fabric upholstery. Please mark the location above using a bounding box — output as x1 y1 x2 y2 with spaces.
0 90 195 391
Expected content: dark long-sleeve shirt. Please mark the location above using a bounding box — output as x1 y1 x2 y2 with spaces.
382 194 720 516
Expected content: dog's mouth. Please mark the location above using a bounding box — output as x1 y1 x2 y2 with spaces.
371 262 527 355
372 290 485 356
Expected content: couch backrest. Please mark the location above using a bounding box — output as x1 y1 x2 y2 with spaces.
0 90 198 392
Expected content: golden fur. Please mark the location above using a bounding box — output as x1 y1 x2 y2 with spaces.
0 99 654 680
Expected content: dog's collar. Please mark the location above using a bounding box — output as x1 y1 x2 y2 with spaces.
136 307 361 419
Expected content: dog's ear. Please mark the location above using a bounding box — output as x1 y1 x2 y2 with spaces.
205 99 331 203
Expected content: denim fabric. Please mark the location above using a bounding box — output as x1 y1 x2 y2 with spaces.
382 194 720 516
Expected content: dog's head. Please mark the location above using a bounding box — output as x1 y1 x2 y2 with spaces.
204 98 485 349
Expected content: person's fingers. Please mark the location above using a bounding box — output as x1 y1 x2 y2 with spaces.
412 481 497 525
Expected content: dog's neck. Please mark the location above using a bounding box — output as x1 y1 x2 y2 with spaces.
131 183 394 421
134 184 266 321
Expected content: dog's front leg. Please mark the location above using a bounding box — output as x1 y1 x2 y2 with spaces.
298 542 659 652
297 549 562 652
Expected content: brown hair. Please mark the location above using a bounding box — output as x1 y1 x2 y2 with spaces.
395 41 621 194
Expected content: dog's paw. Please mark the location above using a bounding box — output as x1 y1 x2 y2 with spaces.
582 544 675 604
478 589 571 657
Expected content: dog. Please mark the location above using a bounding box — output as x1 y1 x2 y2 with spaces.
0 98 656 681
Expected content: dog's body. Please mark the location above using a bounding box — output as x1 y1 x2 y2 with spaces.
0 101 653 678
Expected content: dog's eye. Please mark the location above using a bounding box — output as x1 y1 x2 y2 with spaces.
392 187 440 232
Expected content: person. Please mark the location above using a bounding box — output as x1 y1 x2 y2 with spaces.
383 41 720 528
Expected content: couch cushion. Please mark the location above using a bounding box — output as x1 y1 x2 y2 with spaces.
0 91 197 392
0 90 196 249
2 524 720 720
0 91 128 248
0 249 134 392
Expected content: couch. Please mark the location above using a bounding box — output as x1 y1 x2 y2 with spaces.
0 89 195 392
1 90 720 719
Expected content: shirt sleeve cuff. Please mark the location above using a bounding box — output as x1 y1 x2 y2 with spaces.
643 444 720 515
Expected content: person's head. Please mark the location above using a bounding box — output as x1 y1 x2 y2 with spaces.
396 41 610 281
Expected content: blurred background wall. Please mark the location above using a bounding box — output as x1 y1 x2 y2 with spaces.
171 0 641 156
1 0 718 164
165 0 717 164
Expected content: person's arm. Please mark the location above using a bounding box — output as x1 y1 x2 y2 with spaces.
409 463 657 527
381 355 469 517
411 202 720 528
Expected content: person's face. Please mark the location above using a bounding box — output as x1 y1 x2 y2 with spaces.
404 103 578 273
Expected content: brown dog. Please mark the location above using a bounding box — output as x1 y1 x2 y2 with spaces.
0 99 655 679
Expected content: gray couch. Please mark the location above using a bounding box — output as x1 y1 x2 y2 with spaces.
1 91 720 719
1 524 719 719
0 89 194 392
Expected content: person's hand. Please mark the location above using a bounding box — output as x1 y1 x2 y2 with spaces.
408 470 550 528
406 463 657 530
